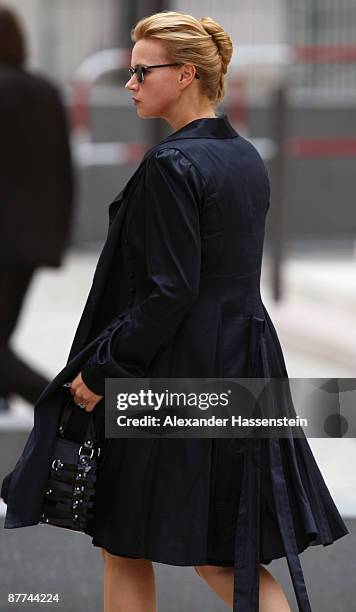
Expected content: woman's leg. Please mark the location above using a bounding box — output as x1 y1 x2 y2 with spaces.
194 564 291 611
101 549 157 612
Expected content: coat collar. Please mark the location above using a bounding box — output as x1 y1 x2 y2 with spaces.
158 112 238 145
112 113 238 206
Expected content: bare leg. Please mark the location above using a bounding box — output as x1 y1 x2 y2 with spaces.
194 564 291 611
102 549 157 612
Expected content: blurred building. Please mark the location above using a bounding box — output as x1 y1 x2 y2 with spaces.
5 0 289 85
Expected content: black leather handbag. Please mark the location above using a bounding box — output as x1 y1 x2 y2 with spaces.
39 394 101 533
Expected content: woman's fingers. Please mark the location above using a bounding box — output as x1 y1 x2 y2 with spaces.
68 372 103 411
78 397 101 412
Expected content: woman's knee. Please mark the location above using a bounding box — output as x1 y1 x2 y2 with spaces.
193 564 226 580
101 548 152 567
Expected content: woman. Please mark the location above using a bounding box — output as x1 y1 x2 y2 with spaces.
1 11 349 612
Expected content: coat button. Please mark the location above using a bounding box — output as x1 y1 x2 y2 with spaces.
129 287 136 294
129 272 135 278
128 301 133 307
124 238 128 245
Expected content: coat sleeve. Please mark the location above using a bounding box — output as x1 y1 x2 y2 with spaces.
80 148 205 395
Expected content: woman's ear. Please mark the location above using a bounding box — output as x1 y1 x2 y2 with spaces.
178 64 197 89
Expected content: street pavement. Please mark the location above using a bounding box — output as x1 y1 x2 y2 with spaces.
0 517 354 611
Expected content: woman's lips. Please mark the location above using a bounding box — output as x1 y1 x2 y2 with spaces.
132 98 140 105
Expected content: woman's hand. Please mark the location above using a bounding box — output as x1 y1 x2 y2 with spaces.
69 372 103 412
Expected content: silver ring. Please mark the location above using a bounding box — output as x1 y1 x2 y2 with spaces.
78 402 86 409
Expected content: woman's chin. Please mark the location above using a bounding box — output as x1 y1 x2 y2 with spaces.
136 106 157 119
136 104 146 116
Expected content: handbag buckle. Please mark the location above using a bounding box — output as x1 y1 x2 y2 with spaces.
52 459 64 471
40 513 49 524
78 446 94 459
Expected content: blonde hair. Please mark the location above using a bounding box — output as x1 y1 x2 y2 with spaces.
131 10 233 105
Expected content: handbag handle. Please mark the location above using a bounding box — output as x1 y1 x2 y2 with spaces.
58 395 97 443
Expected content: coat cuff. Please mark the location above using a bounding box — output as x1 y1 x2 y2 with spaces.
80 356 106 396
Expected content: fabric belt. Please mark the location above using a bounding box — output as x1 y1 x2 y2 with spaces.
232 315 312 611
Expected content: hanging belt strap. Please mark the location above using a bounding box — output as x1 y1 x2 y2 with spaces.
232 315 313 611
233 437 262 611
269 438 312 611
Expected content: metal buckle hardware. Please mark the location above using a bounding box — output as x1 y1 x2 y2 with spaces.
78 446 94 459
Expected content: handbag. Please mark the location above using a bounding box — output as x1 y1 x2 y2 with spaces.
39 394 101 533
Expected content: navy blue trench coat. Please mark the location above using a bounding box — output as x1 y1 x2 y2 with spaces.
1 114 348 611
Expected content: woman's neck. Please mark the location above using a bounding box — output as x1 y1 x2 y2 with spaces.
164 100 217 132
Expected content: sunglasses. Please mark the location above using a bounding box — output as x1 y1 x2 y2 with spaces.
128 63 200 84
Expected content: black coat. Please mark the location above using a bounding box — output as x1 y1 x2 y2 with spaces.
1 114 348 612
0 64 74 266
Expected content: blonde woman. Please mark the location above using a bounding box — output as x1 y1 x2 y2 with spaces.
2 10 348 612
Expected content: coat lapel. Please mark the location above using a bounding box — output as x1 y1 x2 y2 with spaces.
67 163 147 359
35 165 147 406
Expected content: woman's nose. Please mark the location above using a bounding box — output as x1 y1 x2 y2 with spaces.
125 74 138 90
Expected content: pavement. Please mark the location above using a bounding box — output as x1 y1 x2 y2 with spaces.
0 516 355 611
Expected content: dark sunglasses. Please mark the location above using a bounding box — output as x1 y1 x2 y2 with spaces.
128 63 200 84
